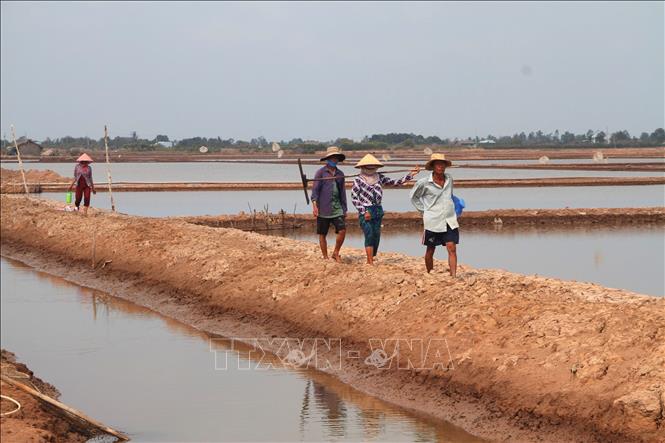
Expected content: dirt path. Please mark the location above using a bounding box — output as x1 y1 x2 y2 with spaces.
1 195 663 443
2 176 664 193
183 207 665 231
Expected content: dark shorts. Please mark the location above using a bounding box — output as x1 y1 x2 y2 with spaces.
422 225 459 247
317 216 346 235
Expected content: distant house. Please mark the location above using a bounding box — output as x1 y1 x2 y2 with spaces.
458 140 477 147
478 139 497 146
11 139 44 156
154 141 174 148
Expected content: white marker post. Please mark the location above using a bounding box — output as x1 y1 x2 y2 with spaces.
10 125 29 195
103 125 116 212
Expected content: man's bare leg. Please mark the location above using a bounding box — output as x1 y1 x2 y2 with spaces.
364 246 374 265
446 242 457 278
331 229 346 262
425 245 436 273
319 234 328 259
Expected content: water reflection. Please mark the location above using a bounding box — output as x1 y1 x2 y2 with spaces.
593 250 604 269
304 381 348 440
0 257 484 442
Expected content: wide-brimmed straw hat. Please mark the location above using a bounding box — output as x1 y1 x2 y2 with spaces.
425 153 452 170
76 153 94 163
319 146 346 162
354 153 384 169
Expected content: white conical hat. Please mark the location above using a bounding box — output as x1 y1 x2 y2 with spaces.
354 153 384 169
76 153 93 162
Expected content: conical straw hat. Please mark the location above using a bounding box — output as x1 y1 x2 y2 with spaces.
76 153 93 163
354 153 384 169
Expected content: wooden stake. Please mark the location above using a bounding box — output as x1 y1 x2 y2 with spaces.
1 375 129 441
103 125 116 211
91 230 96 269
10 125 29 195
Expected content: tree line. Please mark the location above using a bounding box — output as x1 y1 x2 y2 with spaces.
3 128 664 154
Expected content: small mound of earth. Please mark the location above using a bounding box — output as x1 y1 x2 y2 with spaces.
1 168 69 183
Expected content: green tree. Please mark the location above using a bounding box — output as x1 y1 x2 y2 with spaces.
650 128 665 144
561 131 575 144
610 130 631 143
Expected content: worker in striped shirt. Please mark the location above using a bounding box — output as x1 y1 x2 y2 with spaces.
351 154 419 265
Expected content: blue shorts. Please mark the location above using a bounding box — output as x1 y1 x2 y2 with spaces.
422 225 459 247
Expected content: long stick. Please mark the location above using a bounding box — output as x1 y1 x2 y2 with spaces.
304 167 423 182
103 125 116 211
297 159 310 204
10 125 29 195
1 374 129 441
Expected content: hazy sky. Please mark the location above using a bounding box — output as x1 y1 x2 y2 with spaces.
1 1 663 141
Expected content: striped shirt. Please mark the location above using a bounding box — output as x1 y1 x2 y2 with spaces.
351 173 414 214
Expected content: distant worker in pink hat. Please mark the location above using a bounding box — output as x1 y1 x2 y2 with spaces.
68 153 96 215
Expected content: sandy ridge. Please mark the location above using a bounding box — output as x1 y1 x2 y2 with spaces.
1 195 663 442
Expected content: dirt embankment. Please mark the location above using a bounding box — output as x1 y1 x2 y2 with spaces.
454 162 665 172
1 350 91 443
2 146 664 163
3 176 664 194
182 207 665 231
0 168 69 193
1 195 664 443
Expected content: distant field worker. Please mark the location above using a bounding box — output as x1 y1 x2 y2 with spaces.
351 154 419 265
409 153 459 277
311 146 347 262
67 153 96 215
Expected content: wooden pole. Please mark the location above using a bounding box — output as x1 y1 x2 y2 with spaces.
297 158 310 205
104 125 116 211
91 229 97 269
1 374 129 441
10 125 29 195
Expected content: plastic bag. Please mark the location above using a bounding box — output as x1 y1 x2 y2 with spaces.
452 195 465 216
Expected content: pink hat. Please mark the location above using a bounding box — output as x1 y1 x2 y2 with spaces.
76 153 93 163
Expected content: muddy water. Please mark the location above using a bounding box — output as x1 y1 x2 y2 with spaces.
35 185 665 217
0 257 483 442
2 161 662 182
276 225 665 297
